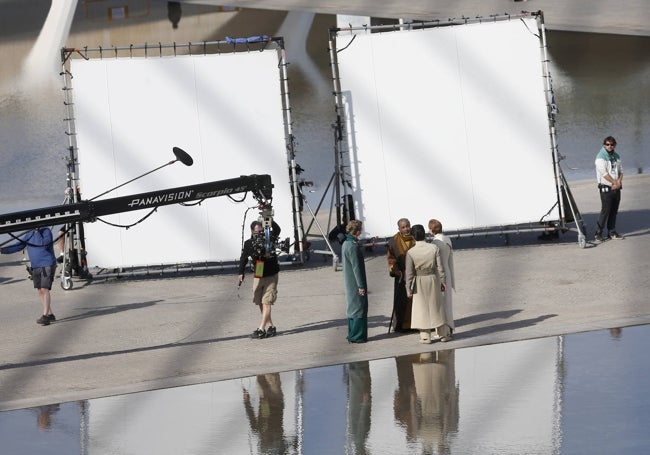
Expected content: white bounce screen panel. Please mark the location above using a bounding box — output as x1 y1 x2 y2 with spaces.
335 18 559 238
71 50 292 267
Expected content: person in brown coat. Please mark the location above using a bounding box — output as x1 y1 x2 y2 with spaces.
386 218 416 332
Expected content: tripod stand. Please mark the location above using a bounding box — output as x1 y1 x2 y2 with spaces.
299 121 354 270
299 183 339 270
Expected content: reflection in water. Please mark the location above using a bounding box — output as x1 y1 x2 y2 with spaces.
394 355 418 441
243 373 295 454
560 325 648 454
0 401 83 453
1 326 649 454
395 352 459 455
35 403 60 431
346 361 371 455
413 351 458 455
609 327 622 339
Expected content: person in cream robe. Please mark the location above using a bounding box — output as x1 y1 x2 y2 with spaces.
405 224 450 344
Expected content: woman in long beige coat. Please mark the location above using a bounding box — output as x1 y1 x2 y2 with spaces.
405 224 449 344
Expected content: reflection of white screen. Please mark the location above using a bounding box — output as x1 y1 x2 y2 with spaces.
336 18 559 238
454 338 559 453
71 50 293 267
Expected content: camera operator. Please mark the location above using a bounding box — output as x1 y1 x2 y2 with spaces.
238 219 282 339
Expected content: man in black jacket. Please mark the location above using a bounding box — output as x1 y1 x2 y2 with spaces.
238 220 281 339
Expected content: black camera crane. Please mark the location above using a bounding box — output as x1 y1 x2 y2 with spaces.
0 173 274 286
0 174 273 235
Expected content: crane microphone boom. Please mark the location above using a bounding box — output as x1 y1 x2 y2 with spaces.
173 147 193 166
90 147 194 201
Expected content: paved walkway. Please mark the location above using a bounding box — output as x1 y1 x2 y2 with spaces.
1 175 649 411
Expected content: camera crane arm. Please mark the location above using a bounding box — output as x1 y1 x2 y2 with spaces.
0 174 273 235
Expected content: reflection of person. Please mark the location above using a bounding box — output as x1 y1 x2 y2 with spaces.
342 220 369 343
609 327 622 339
347 361 371 455
405 225 449 344
595 136 624 242
238 220 281 339
35 404 60 431
429 219 455 338
1 227 57 325
242 373 288 453
386 218 416 332
412 351 459 454
393 356 418 443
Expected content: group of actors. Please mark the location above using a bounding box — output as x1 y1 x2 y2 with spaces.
337 134 626 343
1 135 624 333
235 216 455 345
341 218 455 344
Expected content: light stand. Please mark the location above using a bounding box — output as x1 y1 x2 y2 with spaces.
299 184 339 271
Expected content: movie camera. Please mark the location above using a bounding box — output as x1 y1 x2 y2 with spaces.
250 203 290 259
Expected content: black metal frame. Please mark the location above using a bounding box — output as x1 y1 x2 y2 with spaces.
327 11 586 248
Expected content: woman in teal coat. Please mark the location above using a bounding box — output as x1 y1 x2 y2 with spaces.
342 220 368 343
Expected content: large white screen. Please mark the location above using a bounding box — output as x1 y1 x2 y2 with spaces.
71 50 293 267
336 18 560 238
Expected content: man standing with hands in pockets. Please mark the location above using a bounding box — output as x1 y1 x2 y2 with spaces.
595 135 624 242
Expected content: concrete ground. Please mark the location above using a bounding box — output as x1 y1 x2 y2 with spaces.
1 174 649 412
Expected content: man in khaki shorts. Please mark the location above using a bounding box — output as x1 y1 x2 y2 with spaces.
238 220 281 339
1 227 58 326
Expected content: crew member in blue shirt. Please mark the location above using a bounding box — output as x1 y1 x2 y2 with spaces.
1 227 58 325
